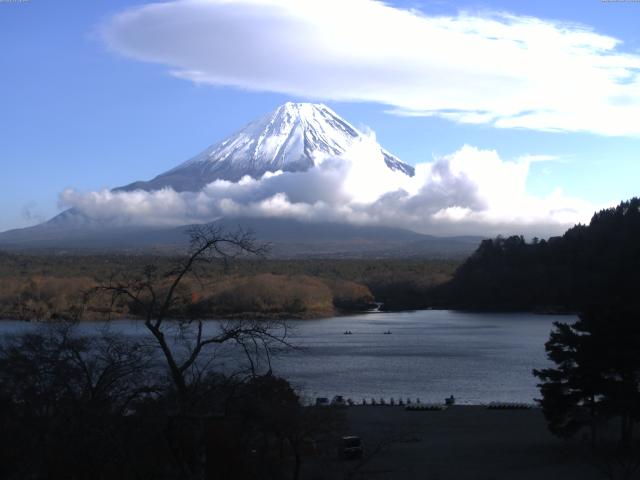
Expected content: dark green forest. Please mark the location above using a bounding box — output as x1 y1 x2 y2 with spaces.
432 197 640 312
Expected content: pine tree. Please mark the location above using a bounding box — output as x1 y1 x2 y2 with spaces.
534 307 640 446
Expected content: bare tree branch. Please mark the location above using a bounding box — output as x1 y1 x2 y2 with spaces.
87 224 282 415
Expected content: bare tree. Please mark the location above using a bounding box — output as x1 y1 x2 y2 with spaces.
93 224 288 411
84 225 301 479
0 323 157 479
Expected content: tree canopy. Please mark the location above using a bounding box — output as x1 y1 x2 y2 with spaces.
534 307 640 446
433 197 640 311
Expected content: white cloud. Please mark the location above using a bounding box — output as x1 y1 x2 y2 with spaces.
101 0 640 136
60 137 597 237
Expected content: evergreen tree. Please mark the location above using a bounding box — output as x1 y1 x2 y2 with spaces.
534 307 640 445
436 197 640 311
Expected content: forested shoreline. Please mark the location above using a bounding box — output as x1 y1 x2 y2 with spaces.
430 198 640 313
0 253 458 321
5 197 639 321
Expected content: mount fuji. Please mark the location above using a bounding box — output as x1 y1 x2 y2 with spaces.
117 102 414 192
0 103 481 257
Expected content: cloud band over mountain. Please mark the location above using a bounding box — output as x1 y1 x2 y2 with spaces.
60 138 594 237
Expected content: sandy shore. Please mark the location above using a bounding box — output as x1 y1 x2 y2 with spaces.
310 405 601 480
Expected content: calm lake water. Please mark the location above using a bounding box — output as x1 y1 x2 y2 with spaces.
0 310 572 405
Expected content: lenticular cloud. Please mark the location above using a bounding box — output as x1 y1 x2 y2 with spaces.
59 136 595 237
102 0 640 137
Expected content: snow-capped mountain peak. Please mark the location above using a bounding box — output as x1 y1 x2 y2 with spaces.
118 102 414 192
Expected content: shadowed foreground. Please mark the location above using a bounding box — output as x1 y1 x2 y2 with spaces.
312 406 600 480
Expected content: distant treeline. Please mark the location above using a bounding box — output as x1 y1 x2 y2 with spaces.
431 198 640 312
0 255 458 320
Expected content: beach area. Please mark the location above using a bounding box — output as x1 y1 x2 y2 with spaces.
315 405 601 480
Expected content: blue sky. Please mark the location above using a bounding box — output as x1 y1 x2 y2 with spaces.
1 0 640 234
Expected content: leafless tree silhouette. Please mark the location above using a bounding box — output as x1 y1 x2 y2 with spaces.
92 224 289 410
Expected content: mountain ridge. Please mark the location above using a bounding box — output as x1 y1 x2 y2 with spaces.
0 216 482 258
116 102 414 192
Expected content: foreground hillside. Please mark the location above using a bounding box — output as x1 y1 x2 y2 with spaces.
432 198 640 312
0 255 457 320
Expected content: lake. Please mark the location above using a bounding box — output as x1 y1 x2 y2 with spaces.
0 310 571 405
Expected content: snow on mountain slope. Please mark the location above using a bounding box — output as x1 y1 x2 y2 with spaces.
117 102 414 192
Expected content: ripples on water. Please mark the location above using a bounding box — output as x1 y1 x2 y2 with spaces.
0 310 571 404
